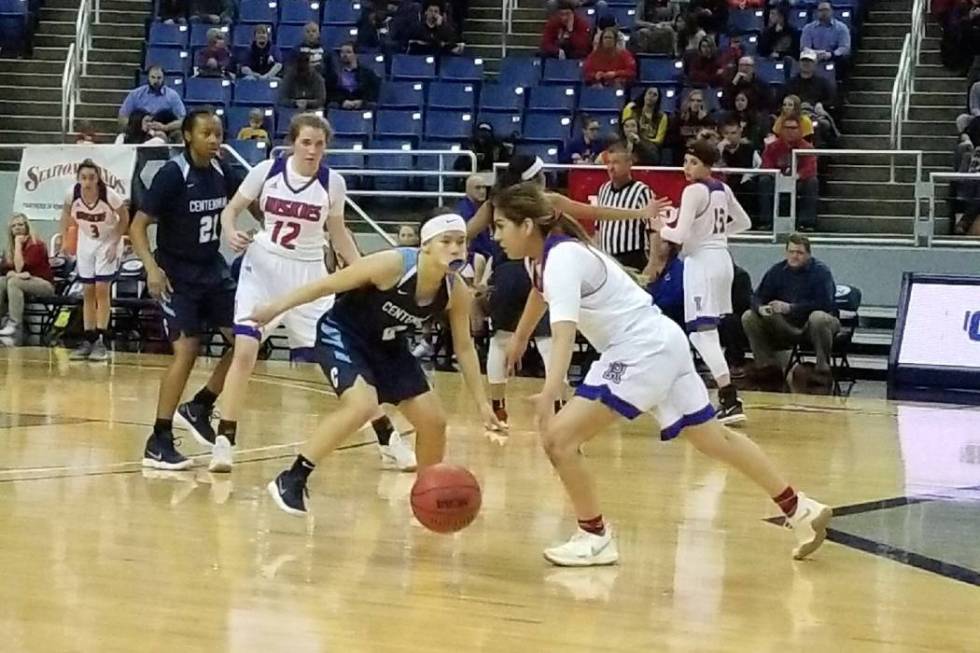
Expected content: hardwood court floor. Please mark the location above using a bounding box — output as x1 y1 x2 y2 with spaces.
0 348 978 652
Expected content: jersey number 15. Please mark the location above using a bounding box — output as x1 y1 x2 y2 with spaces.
712 207 733 234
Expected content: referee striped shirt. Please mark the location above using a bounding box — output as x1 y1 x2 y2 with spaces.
596 178 650 256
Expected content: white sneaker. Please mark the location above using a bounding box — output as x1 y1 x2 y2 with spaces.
379 431 417 472
411 340 434 359
787 492 833 560
208 435 234 473
0 321 18 337
543 527 619 567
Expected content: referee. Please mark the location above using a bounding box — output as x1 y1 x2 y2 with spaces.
595 142 652 270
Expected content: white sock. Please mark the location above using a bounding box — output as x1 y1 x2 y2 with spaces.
689 328 730 382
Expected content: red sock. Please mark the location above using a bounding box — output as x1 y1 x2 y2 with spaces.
773 487 798 517
578 515 605 536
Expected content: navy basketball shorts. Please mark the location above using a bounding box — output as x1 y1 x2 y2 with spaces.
314 318 430 405
159 277 236 342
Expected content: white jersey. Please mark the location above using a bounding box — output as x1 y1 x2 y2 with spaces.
529 236 662 352
67 184 123 243
660 178 751 256
237 155 346 262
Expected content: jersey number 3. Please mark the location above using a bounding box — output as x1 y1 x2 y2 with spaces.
199 214 219 244
271 220 300 250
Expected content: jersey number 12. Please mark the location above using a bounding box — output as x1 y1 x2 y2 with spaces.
271 220 300 250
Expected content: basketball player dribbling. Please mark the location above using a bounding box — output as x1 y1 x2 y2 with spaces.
492 181 832 567
244 213 506 516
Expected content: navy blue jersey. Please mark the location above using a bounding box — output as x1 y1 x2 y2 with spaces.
142 152 242 283
327 248 452 344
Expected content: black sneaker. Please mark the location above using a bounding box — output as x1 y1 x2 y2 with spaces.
175 401 217 448
142 432 193 470
267 471 308 517
716 399 747 426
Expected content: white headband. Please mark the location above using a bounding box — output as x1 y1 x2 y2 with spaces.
521 157 544 181
421 213 467 244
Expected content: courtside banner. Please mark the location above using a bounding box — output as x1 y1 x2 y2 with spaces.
567 168 690 233
13 145 136 221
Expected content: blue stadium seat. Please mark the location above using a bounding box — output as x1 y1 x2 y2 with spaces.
575 7 597 28
609 6 636 30
238 0 278 25
424 109 475 141
326 138 366 169
374 109 424 141
0 0 27 14
439 56 484 83
0 14 27 52
427 82 477 111
391 54 437 81
329 108 375 138
233 77 281 105
358 52 386 78
276 107 325 136
476 111 523 139
727 8 765 33
232 24 258 53
185 103 226 125
578 86 625 116
639 57 683 84
323 0 361 25
527 85 577 113
479 83 525 113
227 106 275 136
229 139 269 165
522 112 573 144
498 56 542 87
542 58 582 85
719 33 759 57
378 81 425 110
415 142 463 192
788 8 810 31
279 0 320 25
144 47 190 74
321 25 359 50
190 23 229 49
756 59 788 85
149 22 189 49
514 143 561 166
594 114 620 142
367 138 414 191
658 86 679 114
277 23 306 50
184 77 233 105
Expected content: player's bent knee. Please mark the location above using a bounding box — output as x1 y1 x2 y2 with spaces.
541 426 575 464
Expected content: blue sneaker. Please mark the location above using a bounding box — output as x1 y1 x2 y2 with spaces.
267 471 308 517
142 432 193 471
175 401 218 448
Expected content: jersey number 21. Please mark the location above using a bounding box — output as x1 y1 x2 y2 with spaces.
199 214 219 243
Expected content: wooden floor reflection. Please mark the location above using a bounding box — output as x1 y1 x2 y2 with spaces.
0 347 977 652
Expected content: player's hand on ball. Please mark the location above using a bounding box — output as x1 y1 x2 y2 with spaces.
146 266 172 300
226 228 253 253
648 195 673 220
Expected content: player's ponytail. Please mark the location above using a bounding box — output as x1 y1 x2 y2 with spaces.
492 181 591 244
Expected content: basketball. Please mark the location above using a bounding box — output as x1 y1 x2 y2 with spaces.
410 463 482 533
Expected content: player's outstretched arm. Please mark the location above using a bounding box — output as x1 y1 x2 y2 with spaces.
245 249 403 326
447 278 506 432
659 184 703 244
548 192 672 223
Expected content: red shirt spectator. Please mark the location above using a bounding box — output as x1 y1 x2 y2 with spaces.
1 239 53 282
683 36 723 87
540 3 592 59
583 27 636 87
762 127 817 180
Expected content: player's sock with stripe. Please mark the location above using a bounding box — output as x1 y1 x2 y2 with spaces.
578 514 606 536
193 386 218 408
217 420 237 446
492 399 506 413
154 418 173 436
288 455 316 484
372 416 394 446
773 486 799 517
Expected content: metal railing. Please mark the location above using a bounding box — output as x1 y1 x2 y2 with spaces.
924 171 980 247
890 0 928 148
60 0 99 137
501 0 516 58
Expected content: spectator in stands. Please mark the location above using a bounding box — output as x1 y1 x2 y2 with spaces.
194 28 233 78
158 0 188 25
539 0 592 59
397 223 422 246
279 53 327 110
630 17 677 57
454 122 513 172
238 24 282 80
357 5 388 51
758 116 818 231
617 117 659 165
293 22 326 76
190 0 234 24
674 12 705 55
941 0 980 73
583 27 636 88
726 89 768 151
683 35 723 87
115 110 168 144
758 5 800 62
118 66 186 138
772 94 814 142
455 174 493 256
716 33 745 78
718 118 761 215
236 108 270 145
622 87 668 161
407 2 463 55
665 89 715 164
562 116 604 164
723 56 772 112
741 234 839 384
783 49 836 111
75 121 98 144
957 80 980 133
800 2 851 69
0 213 54 345
328 42 381 109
